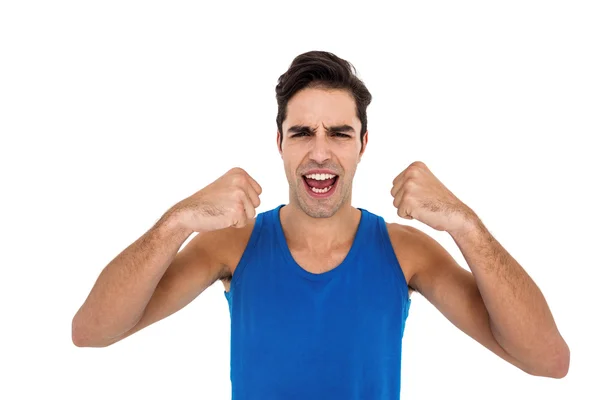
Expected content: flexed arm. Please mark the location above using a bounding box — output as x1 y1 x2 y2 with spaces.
390 161 569 378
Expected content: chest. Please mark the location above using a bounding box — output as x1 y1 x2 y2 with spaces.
288 244 352 274
228 258 410 378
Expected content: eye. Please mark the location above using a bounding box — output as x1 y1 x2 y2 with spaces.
334 132 350 138
292 132 309 138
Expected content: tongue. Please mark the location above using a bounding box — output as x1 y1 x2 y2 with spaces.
305 177 336 189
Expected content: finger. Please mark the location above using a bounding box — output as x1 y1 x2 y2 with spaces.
392 169 407 186
231 191 254 229
391 175 407 198
240 191 256 222
396 199 413 220
390 181 401 198
245 173 263 195
393 190 404 209
393 187 415 220
397 209 413 220
245 185 261 208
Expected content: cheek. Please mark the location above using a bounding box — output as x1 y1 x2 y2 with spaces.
282 148 303 168
340 146 361 163
340 155 360 178
281 155 299 180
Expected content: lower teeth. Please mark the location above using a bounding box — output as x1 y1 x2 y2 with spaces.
310 185 332 194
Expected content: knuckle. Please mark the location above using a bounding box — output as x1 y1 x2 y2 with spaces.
232 187 247 199
232 175 249 188
407 162 425 176
233 202 246 216
229 167 248 179
231 175 242 187
408 166 421 179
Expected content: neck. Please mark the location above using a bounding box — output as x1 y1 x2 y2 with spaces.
279 201 361 251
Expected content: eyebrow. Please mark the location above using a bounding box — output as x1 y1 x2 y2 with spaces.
287 124 356 134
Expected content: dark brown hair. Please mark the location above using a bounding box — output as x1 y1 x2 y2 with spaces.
275 51 372 151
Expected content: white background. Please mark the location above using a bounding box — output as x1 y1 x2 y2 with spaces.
1 1 598 398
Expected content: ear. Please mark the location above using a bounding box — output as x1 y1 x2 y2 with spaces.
277 130 283 156
358 131 368 162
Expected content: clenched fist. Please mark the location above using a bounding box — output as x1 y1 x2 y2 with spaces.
391 161 476 234
171 167 262 233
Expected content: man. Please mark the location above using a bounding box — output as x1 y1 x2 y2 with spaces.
72 51 569 399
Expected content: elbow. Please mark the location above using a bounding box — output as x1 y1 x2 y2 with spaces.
71 317 92 347
72 331 94 348
548 343 570 379
72 335 91 348
71 316 112 348
527 341 570 379
72 329 112 348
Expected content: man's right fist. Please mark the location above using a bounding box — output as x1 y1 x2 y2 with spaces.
171 167 262 233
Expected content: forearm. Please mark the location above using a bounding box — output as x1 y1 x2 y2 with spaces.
448 214 569 377
72 209 193 346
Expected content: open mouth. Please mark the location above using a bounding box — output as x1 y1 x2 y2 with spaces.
302 173 339 198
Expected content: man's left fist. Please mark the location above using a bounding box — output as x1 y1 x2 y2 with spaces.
391 161 475 233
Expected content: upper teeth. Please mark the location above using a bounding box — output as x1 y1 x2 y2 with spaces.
305 173 336 180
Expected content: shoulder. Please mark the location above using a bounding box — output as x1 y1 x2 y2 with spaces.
189 219 256 281
385 222 435 256
384 221 450 291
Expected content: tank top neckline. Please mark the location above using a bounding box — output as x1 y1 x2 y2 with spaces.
271 204 367 281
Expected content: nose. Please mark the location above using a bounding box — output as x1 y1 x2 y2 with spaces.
308 133 332 164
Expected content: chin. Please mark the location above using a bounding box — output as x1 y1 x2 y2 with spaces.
301 205 338 219
297 195 345 219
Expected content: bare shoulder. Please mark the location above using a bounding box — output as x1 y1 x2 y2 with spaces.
193 219 256 291
385 222 448 293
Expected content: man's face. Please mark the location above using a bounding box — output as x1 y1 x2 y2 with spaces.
278 87 367 218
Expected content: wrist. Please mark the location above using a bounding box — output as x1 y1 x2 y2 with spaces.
157 207 195 238
447 208 482 239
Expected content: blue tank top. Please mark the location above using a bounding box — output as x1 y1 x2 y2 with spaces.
224 205 411 399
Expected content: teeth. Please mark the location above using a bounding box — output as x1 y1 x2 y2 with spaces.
310 185 333 194
304 173 336 180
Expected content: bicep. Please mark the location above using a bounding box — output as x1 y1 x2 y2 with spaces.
403 227 529 371
107 233 226 345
